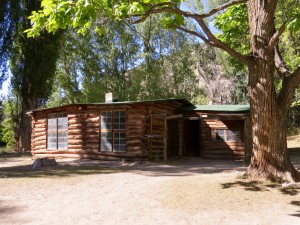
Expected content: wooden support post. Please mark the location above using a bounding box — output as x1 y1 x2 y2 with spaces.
179 119 183 157
164 117 167 162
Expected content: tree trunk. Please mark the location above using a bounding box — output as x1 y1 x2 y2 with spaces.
244 0 300 182
19 99 36 152
246 61 300 182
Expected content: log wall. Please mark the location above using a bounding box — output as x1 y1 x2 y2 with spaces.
201 119 245 159
30 100 187 161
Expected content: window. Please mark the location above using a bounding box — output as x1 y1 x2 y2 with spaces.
47 113 68 149
211 129 241 142
100 110 126 152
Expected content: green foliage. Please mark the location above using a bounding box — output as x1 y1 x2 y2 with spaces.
46 14 207 105
25 0 185 37
288 16 300 32
214 3 249 54
0 100 16 148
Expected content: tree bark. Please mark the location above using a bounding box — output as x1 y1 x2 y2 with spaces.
247 60 300 181
245 0 300 181
19 99 36 151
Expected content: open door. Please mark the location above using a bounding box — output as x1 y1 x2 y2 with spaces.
185 120 201 157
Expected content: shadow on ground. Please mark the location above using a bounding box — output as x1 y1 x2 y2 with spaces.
0 148 299 179
0 156 247 179
0 164 121 179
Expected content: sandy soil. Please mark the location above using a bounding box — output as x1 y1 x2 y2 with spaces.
0 156 299 225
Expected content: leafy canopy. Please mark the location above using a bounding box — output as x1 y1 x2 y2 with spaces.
25 0 184 36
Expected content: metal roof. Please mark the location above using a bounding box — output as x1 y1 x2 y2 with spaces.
28 98 192 113
181 104 250 113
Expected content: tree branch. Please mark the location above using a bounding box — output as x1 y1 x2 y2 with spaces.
274 45 291 77
129 0 248 23
199 0 248 19
126 0 251 65
267 23 286 52
278 67 300 111
196 19 252 65
170 24 216 47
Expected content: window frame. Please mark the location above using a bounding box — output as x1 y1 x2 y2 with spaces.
100 110 126 153
47 112 68 150
211 129 241 143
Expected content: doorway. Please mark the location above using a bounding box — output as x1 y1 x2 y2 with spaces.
184 120 201 157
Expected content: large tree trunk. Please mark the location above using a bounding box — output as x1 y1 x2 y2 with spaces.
247 61 300 181
19 99 36 151
245 0 300 182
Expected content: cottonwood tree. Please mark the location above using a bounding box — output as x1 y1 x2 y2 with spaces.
1 0 62 151
26 0 300 181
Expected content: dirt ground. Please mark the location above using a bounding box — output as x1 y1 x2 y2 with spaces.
0 153 300 225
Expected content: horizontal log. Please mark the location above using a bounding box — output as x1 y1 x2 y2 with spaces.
127 132 145 138
83 134 99 139
84 138 100 144
69 135 83 139
126 140 143 145
68 124 83 128
82 147 99 151
83 126 99 130
126 121 144 126
82 143 99 147
126 136 145 142
32 149 145 159
34 128 47 132
32 145 47 150
34 140 46 145
33 153 82 159
33 133 47 138
33 135 47 141
34 124 46 128
127 146 143 152
127 114 147 119
85 118 99 123
34 119 47 123
68 130 83 134
68 115 78 118
80 154 143 161
84 128 99 132
68 140 83 144
68 145 82 149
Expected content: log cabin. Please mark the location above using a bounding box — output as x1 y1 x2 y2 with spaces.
27 97 250 161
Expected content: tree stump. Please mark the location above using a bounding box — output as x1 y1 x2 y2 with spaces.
32 158 57 169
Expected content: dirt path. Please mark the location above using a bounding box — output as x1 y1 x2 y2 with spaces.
0 156 299 225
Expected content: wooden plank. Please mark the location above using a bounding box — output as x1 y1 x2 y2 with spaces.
166 114 182 120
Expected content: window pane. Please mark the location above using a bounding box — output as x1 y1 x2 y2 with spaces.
226 130 241 142
100 110 126 152
216 130 225 141
113 110 126 131
212 129 241 142
101 132 112 151
47 113 68 149
113 132 126 152
101 111 112 130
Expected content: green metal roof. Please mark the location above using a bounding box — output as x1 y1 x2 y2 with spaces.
181 104 250 113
